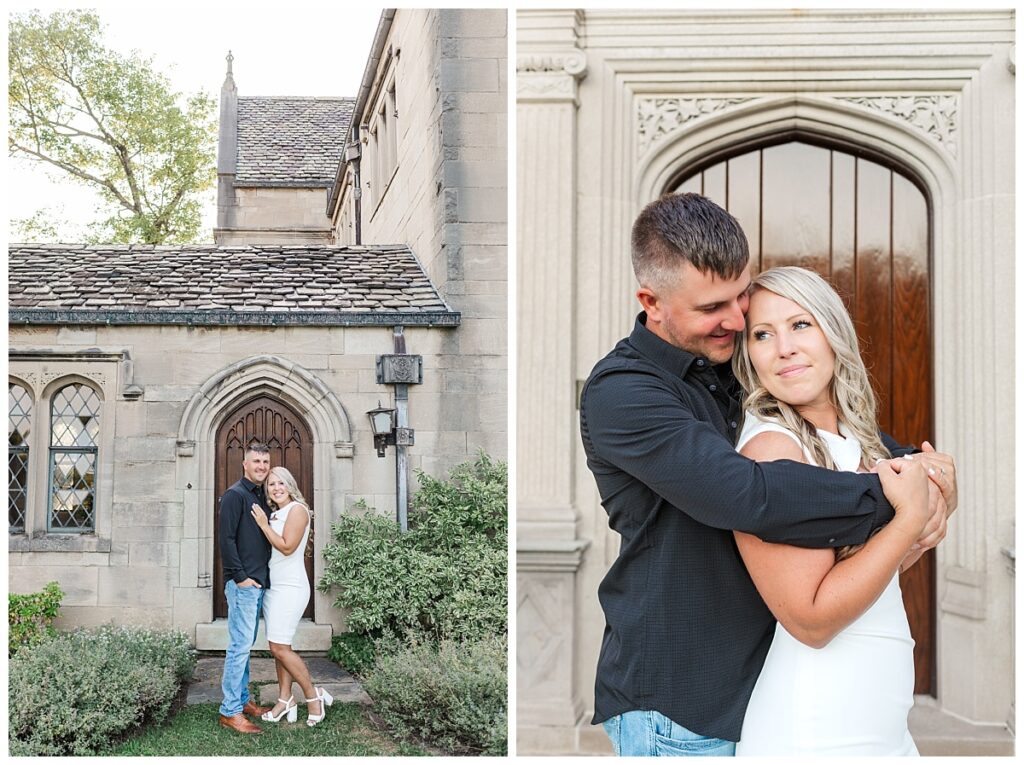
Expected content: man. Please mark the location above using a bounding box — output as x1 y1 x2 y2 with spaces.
218 442 274 734
580 193 957 756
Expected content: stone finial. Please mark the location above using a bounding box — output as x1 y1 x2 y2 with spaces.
222 51 236 93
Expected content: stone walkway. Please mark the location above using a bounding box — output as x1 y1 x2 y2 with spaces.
187 656 372 707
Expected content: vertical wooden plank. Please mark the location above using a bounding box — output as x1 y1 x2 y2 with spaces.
830 151 857 312
702 162 727 209
890 175 930 444
891 173 933 694
854 158 893 435
727 152 762 272
761 143 831 274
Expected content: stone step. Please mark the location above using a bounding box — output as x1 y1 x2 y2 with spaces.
187 656 372 706
909 701 1014 756
195 618 333 651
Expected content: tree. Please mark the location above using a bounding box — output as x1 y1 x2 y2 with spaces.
9 10 216 244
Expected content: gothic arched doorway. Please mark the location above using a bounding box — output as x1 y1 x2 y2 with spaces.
213 396 315 620
672 138 935 694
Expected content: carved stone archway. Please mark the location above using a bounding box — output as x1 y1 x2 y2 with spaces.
174 355 354 636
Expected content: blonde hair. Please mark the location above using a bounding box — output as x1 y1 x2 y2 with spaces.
265 466 313 557
732 266 891 561
266 466 308 509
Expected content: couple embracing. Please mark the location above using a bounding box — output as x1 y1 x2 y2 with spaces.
216 443 333 734
581 193 958 756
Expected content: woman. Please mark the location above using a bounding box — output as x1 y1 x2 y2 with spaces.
731 266 931 756
250 466 333 726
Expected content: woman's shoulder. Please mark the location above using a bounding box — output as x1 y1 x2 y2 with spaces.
735 411 804 453
284 501 309 520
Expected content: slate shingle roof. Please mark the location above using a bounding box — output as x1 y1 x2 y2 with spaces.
235 97 354 187
8 244 459 327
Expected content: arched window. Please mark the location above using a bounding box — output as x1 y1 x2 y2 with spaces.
9 382 33 534
48 383 101 532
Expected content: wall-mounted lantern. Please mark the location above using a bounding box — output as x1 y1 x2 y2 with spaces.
367 401 397 458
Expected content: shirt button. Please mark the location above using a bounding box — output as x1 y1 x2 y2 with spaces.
730 421 737 429
828 538 836 544
696 359 706 367
709 384 717 392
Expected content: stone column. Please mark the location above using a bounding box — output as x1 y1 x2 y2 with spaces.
216 52 238 237
934 40 1016 726
515 10 590 753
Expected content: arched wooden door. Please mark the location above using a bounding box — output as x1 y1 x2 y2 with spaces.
214 396 315 620
673 139 935 694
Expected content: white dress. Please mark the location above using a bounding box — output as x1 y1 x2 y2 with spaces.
261 500 311 645
735 414 918 756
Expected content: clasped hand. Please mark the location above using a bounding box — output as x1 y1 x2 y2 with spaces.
875 441 957 553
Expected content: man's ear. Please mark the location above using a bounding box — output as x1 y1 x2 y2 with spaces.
636 287 661 319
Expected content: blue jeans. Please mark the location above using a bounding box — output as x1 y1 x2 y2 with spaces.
219 580 265 717
603 710 736 756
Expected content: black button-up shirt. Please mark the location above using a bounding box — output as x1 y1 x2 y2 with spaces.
580 313 897 741
219 476 272 589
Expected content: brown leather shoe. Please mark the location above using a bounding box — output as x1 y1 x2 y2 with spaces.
219 713 262 734
243 700 272 717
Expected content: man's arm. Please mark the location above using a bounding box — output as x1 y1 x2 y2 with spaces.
218 489 249 584
581 367 894 548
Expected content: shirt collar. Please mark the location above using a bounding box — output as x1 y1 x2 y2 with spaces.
240 476 263 493
629 312 706 378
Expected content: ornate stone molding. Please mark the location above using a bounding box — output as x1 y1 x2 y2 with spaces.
836 95 958 156
516 51 588 103
517 52 587 76
637 97 753 155
40 370 106 388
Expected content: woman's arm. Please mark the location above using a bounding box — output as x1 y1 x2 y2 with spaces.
251 503 309 555
735 433 929 649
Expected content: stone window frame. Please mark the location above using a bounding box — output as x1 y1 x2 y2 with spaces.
8 380 33 534
367 61 400 215
46 382 102 533
8 357 120 553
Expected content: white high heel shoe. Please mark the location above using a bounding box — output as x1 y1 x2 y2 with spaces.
306 687 334 727
262 695 297 723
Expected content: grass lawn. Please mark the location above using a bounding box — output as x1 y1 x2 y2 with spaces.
112 701 429 756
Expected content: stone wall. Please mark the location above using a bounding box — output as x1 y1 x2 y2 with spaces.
9 322 462 640
215 187 333 244
516 8 1015 755
338 8 508 475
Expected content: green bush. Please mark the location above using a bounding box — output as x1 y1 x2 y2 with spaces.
319 452 507 643
364 636 507 756
328 632 377 676
9 625 196 756
9 581 63 656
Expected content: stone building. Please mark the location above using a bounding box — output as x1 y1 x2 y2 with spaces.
8 8 507 652
516 9 1014 756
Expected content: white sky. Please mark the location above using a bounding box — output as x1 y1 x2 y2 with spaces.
7 2 386 241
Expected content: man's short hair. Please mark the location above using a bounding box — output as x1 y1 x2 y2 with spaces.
631 192 750 289
244 442 270 456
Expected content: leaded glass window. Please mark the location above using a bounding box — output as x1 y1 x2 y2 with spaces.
9 382 32 533
48 383 100 532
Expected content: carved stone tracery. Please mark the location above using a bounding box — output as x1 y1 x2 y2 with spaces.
837 95 958 156
636 94 960 158
636 97 753 155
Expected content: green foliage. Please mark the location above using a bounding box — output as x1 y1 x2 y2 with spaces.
319 453 508 643
364 636 508 756
8 581 63 656
9 10 217 244
9 625 196 756
328 632 378 676
11 208 63 242
111 701 428 756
